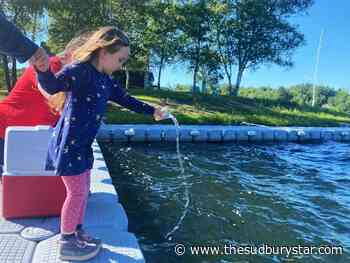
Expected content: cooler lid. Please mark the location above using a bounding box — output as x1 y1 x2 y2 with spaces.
4 126 55 175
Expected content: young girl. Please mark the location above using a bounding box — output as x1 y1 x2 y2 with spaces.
0 31 93 177
36 26 166 261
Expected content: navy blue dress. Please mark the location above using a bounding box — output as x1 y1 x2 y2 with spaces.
37 62 155 176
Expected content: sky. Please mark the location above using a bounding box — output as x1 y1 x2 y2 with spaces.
19 1 350 90
160 1 350 90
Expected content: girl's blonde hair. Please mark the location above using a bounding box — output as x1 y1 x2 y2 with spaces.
47 30 95 113
73 26 129 63
47 92 66 114
48 27 129 113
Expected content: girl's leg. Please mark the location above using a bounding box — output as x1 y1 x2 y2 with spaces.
75 170 102 246
61 172 89 234
77 170 91 225
59 171 100 261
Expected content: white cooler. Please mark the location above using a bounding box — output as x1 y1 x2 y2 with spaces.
2 126 66 219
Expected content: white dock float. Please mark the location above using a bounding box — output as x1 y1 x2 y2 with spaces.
0 134 145 262
97 124 350 143
222 129 236 142
207 129 223 142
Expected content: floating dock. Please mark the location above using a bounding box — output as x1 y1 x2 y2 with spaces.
97 124 350 143
0 141 145 263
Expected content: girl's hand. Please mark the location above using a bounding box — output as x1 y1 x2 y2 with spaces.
31 47 49 72
154 107 171 121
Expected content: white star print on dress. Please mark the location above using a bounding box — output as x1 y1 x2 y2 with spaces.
36 62 155 176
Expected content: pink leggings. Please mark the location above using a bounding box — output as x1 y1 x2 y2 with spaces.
60 170 91 234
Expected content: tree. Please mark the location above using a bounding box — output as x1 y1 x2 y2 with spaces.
47 0 113 53
109 0 157 88
144 1 179 90
216 0 313 96
198 48 222 94
47 0 153 88
289 83 335 107
0 0 47 92
277 86 292 104
176 0 214 93
210 0 236 96
289 83 313 105
328 89 350 112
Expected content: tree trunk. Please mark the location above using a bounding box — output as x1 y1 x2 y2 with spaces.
2 55 11 92
11 57 17 89
157 56 164 90
192 59 199 93
201 67 208 94
222 62 233 96
231 68 243 96
227 74 233 96
31 12 38 41
202 78 207 94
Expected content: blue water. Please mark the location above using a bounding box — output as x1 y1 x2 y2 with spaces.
100 142 350 263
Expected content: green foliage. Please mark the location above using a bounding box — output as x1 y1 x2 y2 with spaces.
238 84 338 107
46 0 113 53
0 67 6 90
328 89 350 112
289 83 336 106
104 88 350 127
175 84 192 92
213 0 314 95
0 1 48 90
143 1 180 87
1 0 47 39
2 0 314 96
175 0 215 91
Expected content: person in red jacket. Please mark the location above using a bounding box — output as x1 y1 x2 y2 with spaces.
0 57 61 174
0 31 92 175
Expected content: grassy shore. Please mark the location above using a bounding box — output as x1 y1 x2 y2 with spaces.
0 89 7 99
106 89 350 127
2 88 350 127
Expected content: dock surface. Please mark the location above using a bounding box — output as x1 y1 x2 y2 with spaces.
0 141 145 263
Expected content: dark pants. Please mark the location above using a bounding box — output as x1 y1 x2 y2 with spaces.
0 139 3 175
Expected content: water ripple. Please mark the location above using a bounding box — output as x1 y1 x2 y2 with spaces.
101 142 350 263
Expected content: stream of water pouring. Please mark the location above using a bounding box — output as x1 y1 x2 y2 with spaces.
164 114 191 241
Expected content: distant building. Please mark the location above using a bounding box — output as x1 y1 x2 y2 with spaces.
113 70 154 89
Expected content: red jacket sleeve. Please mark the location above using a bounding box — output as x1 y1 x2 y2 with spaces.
31 56 62 85
48 56 63 74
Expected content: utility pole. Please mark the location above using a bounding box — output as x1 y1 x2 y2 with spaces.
312 28 324 107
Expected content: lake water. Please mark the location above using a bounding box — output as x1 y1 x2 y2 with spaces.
100 141 350 263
